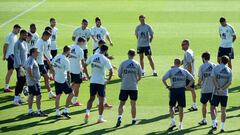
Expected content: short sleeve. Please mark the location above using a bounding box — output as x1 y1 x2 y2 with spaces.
148 25 154 35
162 70 171 81
5 34 11 44
104 28 109 36
86 56 92 65
65 59 70 72
72 28 78 37
185 52 193 63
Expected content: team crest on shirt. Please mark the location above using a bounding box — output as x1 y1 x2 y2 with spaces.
205 65 213 72
175 70 184 76
220 68 228 74
93 57 100 63
126 63 135 69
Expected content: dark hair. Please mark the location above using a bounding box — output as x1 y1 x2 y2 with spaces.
128 49 136 56
219 17 226 23
221 55 229 64
20 29 27 35
77 37 86 42
139 15 145 19
98 39 106 45
174 58 181 65
100 44 108 52
13 24 21 29
30 23 36 28
82 19 88 23
50 17 55 22
201 51 210 60
182 39 190 45
63 46 70 53
27 32 33 37
42 30 51 36
45 26 52 31
30 48 37 55
95 17 101 22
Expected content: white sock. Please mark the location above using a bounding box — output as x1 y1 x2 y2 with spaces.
142 69 145 73
104 97 107 104
203 118 207 122
118 115 122 120
221 122 225 130
171 118 175 124
153 70 157 73
56 109 60 115
37 109 41 114
28 108 33 113
192 102 197 108
179 122 183 129
86 109 90 115
5 84 9 89
99 115 103 120
132 118 136 121
63 107 68 113
73 96 77 103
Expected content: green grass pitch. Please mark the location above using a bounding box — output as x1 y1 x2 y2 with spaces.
0 0 240 134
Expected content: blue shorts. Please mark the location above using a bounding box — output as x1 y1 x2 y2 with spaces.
6 54 14 70
211 95 228 107
218 47 234 59
200 93 212 104
137 46 152 56
71 73 82 84
169 88 186 107
90 83 105 97
55 81 72 95
119 90 138 101
28 83 41 96
39 64 47 75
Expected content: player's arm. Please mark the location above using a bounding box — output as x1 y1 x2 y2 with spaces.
106 35 113 46
72 36 76 42
232 35 236 42
187 62 192 73
107 68 113 82
44 54 54 73
118 64 123 79
162 71 171 89
150 34 153 43
2 43 8 60
186 71 194 89
81 59 89 79
135 27 138 39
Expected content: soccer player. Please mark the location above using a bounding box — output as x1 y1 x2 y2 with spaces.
69 37 86 106
209 55 232 133
162 58 194 130
217 17 236 69
2 24 21 92
181 39 198 111
84 45 113 123
13 30 28 105
52 46 74 119
115 49 142 127
72 19 91 60
26 48 47 117
91 17 113 53
28 24 39 53
49 18 58 58
197 51 216 125
36 31 56 99
135 15 157 76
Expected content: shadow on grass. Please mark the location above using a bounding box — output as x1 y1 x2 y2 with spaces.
0 95 13 104
0 86 16 93
229 86 240 93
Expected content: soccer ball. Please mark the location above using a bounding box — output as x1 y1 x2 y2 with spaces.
22 86 29 96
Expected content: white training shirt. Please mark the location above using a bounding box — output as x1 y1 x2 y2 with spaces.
219 24 236 48
36 38 49 65
91 26 109 50
27 31 39 53
69 44 84 74
44 39 52 60
86 53 112 85
52 54 70 83
72 27 91 50
5 32 18 58
50 27 58 50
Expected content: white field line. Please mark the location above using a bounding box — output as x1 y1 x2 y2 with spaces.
0 0 47 28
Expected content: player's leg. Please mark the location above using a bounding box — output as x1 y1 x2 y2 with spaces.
61 82 74 119
85 84 97 123
168 89 177 130
145 46 157 76
97 84 106 123
220 96 228 132
208 95 219 134
178 106 184 129
14 68 26 105
199 93 208 125
4 55 14 92
115 90 127 127
42 73 55 98
130 100 137 125
55 81 62 118
28 94 34 115
72 83 81 105
139 53 144 76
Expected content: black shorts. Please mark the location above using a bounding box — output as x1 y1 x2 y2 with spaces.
55 81 72 95
39 64 47 75
28 83 41 96
200 93 212 104
217 47 234 59
6 54 14 70
186 79 195 89
83 49 88 59
211 95 228 107
137 46 152 56
90 83 105 97
71 73 82 84
119 90 138 101
169 88 186 107
51 50 58 58
44 60 50 71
